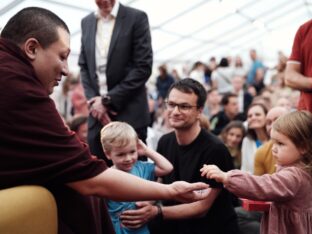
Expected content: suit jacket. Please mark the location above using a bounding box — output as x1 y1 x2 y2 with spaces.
79 4 153 131
243 91 253 112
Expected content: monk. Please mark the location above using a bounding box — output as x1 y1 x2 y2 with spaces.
0 7 209 234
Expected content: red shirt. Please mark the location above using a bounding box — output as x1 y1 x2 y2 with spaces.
289 19 312 112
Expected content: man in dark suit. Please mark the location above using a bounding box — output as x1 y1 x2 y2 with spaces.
78 0 153 164
231 75 253 113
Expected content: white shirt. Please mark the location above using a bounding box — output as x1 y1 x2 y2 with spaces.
241 136 258 174
95 1 120 95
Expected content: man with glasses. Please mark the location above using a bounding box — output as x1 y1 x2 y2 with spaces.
121 78 239 234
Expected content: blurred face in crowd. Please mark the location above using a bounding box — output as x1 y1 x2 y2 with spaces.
207 89 221 105
224 96 239 118
96 0 116 17
225 127 244 148
265 107 288 134
247 105 266 130
232 76 244 93
275 97 292 111
250 49 257 61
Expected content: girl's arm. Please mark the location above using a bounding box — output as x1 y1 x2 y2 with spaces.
201 164 302 201
138 140 173 177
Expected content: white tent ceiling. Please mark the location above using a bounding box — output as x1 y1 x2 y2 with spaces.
1 0 312 71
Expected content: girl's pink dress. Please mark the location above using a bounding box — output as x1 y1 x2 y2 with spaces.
226 166 312 234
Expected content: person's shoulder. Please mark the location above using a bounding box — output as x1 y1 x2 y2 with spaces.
200 129 224 146
234 112 246 121
243 91 253 99
158 131 176 147
300 19 312 30
167 74 175 82
295 19 312 39
258 140 272 150
210 110 223 120
242 135 254 144
255 140 273 156
199 130 233 164
281 166 310 177
134 160 154 168
220 66 234 75
120 3 147 16
81 12 95 22
277 166 312 186
159 131 175 141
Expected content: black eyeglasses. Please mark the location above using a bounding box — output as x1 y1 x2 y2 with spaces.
164 101 198 112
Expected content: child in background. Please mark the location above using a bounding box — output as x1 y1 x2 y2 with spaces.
220 121 246 169
68 115 88 143
200 111 312 234
100 121 173 234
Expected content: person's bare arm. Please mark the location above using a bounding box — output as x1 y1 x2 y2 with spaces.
285 62 312 91
67 168 209 202
161 188 220 219
120 188 220 228
137 140 173 177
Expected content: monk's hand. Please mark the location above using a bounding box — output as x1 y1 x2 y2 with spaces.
168 181 210 203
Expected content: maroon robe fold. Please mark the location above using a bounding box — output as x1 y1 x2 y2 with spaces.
0 38 114 234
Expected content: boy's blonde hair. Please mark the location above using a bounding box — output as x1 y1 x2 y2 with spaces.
273 111 312 174
100 121 138 153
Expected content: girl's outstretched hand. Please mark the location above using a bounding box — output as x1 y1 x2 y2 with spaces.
200 164 228 184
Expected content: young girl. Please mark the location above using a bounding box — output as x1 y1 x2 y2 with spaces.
201 111 312 234
220 120 246 169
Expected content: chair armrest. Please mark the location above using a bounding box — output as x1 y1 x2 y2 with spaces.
0 185 58 234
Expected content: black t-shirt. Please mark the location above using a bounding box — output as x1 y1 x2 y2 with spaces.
210 111 246 135
150 129 239 234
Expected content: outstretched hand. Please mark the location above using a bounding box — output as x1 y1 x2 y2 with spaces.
200 164 228 184
169 181 210 203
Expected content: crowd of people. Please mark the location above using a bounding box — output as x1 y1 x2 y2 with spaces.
1 1 312 234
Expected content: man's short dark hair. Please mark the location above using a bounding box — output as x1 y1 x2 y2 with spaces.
1 7 69 48
221 92 237 106
167 78 207 108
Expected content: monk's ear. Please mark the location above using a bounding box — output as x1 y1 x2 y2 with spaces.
23 38 40 60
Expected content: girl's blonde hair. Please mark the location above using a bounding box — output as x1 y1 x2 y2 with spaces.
100 121 138 153
273 111 312 174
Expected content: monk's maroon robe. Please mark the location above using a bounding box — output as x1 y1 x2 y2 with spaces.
0 38 114 234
